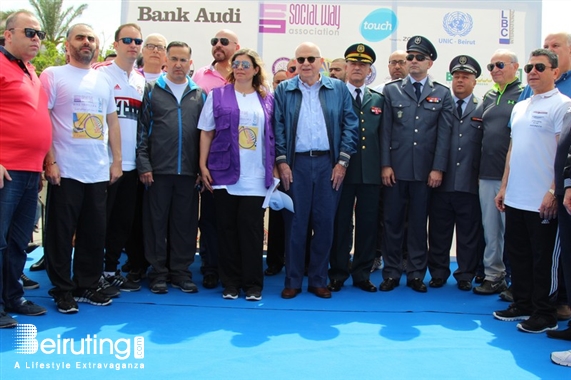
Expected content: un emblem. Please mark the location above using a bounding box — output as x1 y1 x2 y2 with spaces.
443 11 473 37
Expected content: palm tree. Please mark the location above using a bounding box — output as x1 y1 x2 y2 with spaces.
28 0 88 45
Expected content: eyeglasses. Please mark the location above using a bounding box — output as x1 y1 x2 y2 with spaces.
523 63 552 73
210 37 234 46
486 61 511 71
232 60 252 70
389 60 407 66
296 56 319 64
9 27 46 40
119 37 143 45
145 43 165 51
406 54 427 62
287 66 296 73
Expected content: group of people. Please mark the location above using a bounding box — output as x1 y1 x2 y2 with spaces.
2 9 571 367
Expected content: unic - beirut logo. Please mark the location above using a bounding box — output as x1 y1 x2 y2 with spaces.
360 8 397 42
442 11 473 37
15 324 144 361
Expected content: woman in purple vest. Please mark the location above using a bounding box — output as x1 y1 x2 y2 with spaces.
198 48 275 301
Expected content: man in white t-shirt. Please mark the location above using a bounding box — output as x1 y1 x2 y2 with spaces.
493 49 571 333
41 23 123 314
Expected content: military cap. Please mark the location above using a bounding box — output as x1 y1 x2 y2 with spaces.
449 55 482 78
406 35 437 61
344 43 376 64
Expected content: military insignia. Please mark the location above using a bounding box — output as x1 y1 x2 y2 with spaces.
459 56 468 64
471 117 483 122
357 44 365 53
371 106 382 114
473 97 478 104
426 97 441 103
397 110 403 119
415 36 422 44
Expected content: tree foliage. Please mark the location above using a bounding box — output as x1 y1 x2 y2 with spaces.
31 40 66 74
28 0 88 45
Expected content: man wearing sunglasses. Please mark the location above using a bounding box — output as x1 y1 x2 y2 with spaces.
93 23 146 294
0 10 51 327
380 35 453 293
274 42 358 299
285 58 297 79
493 49 571 334
474 49 523 297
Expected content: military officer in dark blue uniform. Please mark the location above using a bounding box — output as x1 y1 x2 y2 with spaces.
328 43 384 293
379 35 454 293
427 55 484 291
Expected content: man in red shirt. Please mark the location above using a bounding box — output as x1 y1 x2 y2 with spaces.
0 10 52 328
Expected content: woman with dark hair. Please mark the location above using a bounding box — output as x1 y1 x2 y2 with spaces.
198 48 275 301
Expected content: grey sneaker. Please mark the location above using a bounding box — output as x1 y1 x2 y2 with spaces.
6 299 46 316
150 281 168 294
172 280 198 293
517 314 558 333
97 275 120 298
105 271 141 292
73 288 112 306
0 311 18 328
499 287 513 302
473 279 508 295
551 350 571 367
21 274 39 290
493 304 531 321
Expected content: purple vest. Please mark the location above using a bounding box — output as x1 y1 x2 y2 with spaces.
208 84 275 187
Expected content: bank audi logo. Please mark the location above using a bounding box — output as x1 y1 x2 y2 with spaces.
442 11 473 37
360 8 397 42
15 324 38 354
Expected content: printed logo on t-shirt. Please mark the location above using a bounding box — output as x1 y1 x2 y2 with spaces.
238 126 258 150
72 95 105 140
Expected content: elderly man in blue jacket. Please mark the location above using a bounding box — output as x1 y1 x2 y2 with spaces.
273 41 359 299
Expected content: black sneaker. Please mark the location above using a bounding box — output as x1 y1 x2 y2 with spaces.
21 274 39 290
97 275 120 298
222 287 239 300
172 280 198 293
517 315 558 333
150 281 168 294
52 291 79 314
245 288 262 301
493 304 531 321
105 271 141 292
6 299 46 316
126 268 146 283
0 311 18 328
73 288 112 306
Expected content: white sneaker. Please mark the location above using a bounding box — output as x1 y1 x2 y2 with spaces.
551 350 571 367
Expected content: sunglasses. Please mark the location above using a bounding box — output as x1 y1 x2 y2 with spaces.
287 66 296 73
145 43 165 51
523 63 552 73
232 60 252 70
119 37 143 45
486 61 511 71
406 54 427 62
296 56 319 64
211 37 233 46
9 27 46 40
389 60 407 66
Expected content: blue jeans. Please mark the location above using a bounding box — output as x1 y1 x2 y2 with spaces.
0 171 40 309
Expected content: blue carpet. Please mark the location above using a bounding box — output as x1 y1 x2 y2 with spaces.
1 248 568 379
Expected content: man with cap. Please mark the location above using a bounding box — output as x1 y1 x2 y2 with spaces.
328 43 384 293
379 35 453 293
427 55 484 291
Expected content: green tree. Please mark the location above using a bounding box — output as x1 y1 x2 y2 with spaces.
28 0 88 45
31 40 66 74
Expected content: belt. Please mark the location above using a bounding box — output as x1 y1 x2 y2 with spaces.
296 150 330 157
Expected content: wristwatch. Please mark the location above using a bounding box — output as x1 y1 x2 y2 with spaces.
337 160 349 168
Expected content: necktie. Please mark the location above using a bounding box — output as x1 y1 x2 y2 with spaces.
456 99 464 118
413 82 422 102
355 88 362 108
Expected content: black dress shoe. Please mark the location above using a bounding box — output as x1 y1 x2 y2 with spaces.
327 279 344 292
457 280 472 291
379 278 399 291
264 266 283 276
202 273 219 289
547 327 571 341
30 255 45 271
429 278 446 288
407 278 427 293
353 280 377 293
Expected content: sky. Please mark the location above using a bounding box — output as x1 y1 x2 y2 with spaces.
2 0 570 51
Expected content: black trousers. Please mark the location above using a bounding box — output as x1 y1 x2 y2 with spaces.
104 169 138 272
214 190 265 291
45 179 107 292
124 180 148 272
428 191 482 282
505 206 557 319
198 190 219 276
329 183 379 283
557 196 571 305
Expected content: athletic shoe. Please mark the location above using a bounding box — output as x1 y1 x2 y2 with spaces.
126 268 146 283
493 304 531 322
245 288 262 301
370 257 382 273
73 288 112 306
551 350 571 367
6 299 46 316
52 292 79 314
473 279 508 295
97 275 120 298
0 311 18 328
517 315 558 333
222 287 239 300
21 274 39 290
172 280 198 293
499 287 513 302
150 281 168 294
557 304 571 320
105 271 141 292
